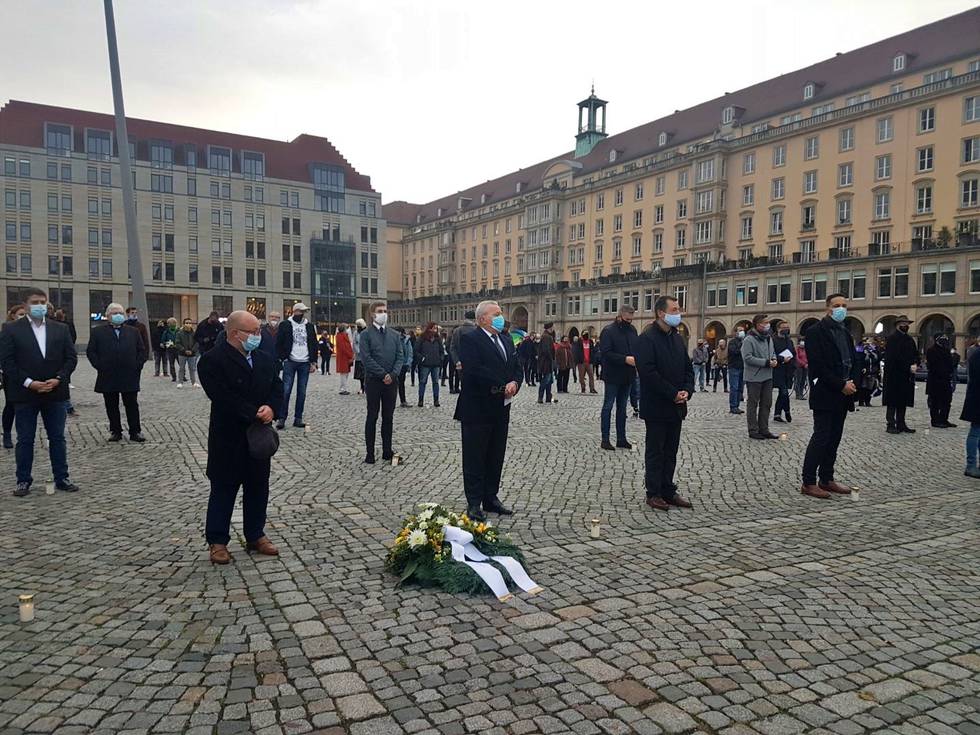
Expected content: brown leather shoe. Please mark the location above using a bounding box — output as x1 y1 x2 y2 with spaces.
801 484 831 499
209 544 232 564
246 536 279 556
666 495 693 509
819 480 851 495
645 496 670 511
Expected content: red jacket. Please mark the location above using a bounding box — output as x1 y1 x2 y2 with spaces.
335 332 354 373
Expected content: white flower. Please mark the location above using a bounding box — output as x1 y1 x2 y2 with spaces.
434 516 449 527
418 509 434 522
407 529 427 549
418 502 438 509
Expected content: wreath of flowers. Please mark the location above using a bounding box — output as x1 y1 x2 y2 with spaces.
385 503 527 595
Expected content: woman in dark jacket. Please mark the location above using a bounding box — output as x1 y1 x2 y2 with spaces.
961 346 980 477
925 334 956 428
318 333 333 375
416 322 445 407
771 320 796 423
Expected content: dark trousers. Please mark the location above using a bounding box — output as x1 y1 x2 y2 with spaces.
103 391 141 436
644 419 682 500
802 408 847 485
537 370 554 402
746 380 772 436
14 400 69 485
794 367 808 398
204 468 270 545
398 367 409 405
461 413 510 509
523 359 536 385
557 369 570 392
320 354 331 374
774 386 791 418
448 361 459 392
166 350 177 380
886 404 909 429
365 377 397 458
713 365 728 392
929 389 952 425
601 382 631 442
2 401 13 437
728 368 744 412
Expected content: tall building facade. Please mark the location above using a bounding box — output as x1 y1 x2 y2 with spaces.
0 101 385 342
386 8 980 352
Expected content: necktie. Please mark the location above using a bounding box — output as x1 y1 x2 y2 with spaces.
246 353 253 368
114 328 120 340
379 327 385 336
493 334 506 359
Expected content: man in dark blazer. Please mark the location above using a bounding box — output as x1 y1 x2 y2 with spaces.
87 303 148 442
800 293 863 499
634 295 695 512
457 300 524 522
0 287 79 497
883 314 920 434
198 310 283 565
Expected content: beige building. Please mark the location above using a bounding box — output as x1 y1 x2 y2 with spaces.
386 8 980 351
1 101 385 343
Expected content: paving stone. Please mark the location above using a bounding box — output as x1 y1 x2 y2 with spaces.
642 702 698 733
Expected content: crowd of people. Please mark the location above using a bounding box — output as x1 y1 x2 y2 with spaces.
2 286 979 563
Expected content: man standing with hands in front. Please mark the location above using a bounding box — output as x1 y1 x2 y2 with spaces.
198 310 282 564
276 303 318 429
360 301 404 464
635 295 695 512
741 314 779 440
800 294 861 499
87 303 148 442
598 306 639 451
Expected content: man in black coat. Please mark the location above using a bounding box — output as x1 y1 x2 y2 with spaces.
598 306 639 451
457 300 523 522
925 334 956 428
0 287 79 497
87 303 148 442
195 311 224 355
198 310 283 565
883 315 920 433
800 294 862 499
634 295 695 512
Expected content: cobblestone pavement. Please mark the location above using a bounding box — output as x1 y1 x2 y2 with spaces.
1 359 978 735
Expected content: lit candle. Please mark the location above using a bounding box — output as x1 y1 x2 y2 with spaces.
851 486 860 502
590 518 601 538
18 594 34 623
778 433 789 441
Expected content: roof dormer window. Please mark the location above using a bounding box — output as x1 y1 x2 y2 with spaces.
658 132 668 147
803 83 815 100
893 53 906 72
608 149 618 163
480 193 488 205
722 106 735 125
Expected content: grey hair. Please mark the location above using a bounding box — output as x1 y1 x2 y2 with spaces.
475 300 500 321
105 302 125 315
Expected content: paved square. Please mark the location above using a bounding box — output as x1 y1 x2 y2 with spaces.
1 361 978 735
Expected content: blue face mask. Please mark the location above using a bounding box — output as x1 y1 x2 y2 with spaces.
855 345 864 353
831 306 847 323
243 334 262 352
491 315 506 332
664 313 682 328
29 304 47 320
110 313 125 326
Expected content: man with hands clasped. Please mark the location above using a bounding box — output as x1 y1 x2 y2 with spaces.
800 294 862 500
634 295 695 512
360 301 405 464
198 310 283 564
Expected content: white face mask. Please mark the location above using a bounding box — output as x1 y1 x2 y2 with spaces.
737 330 745 338
374 312 388 327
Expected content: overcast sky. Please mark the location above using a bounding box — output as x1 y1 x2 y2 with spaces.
1 0 976 205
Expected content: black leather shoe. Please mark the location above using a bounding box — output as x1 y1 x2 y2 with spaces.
773 416 784 423
484 499 513 516
466 505 486 522
275 421 285 430
900 426 916 434
763 432 780 439
943 421 958 428
886 426 901 434
600 440 616 451
13 482 30 497
785 414 792 423
616 441 633 450
364 455 375 464
108 433 122 442
293 421 306 428
2 434 12 449
129 433 146 443
55 480 80 492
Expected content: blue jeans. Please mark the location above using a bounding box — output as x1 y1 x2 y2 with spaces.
693 363 706 390
281 359 310 423
729 368 744 412
15 401 69 485
601 382 631 443
538 370 554 402
418 365 440 402
967 422 980 469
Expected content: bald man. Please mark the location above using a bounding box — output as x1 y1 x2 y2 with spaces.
198 310 283 564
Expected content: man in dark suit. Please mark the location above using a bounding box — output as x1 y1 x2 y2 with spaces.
883 314 920 434
634 295 695 512
457 300 524 522
87 303 148 442
198 310 283 565
0 287 79 497
800 293 862 499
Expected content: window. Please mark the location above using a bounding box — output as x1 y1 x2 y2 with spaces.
45 123 72 152
963 178 979 208
47 193 58 212
595 219 604 236
221 183 231 200
654 232 663 252
837 198 851 225
102 198 111 216
770 210 783 235
971 261 980 293
62 194 72 212
923 68 952 84
655 176 665 195
632 235 642 257
835 235 852 256
917 146 934 172
47 225 57 243
613 239 622 260
874 190 891 220
965 137 980 164
802 205 816 229
741 216 753 240
875 154 891 181
675 228 686 248
150 142 173 169
208 145 231 175
895 266 909 297
59 225 69 244
695 191 712 214
695 221 712 244
634 182 644 200
242 151 265 179
676 200 687 218
772 145 786 167
654 205 664 224
893 53 906 72
613 214 622 232
768 242 783 262
838 162 853 188
722 106 735 124
876 117 893 143
967 96 980 123
803 170 817 194
743 184 754 206
743 152 756 175
210 181 220 198
839 127 854 152
921 264 939 295
804 136 819 160
677 170 688 189
916 184 933 214
771 178 785 200
633 210 643 228
696 159 714 183
919 107 936 133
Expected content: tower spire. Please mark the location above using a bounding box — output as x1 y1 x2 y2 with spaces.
575 86 608 158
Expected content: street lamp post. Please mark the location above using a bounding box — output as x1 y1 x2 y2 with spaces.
326 277 334 329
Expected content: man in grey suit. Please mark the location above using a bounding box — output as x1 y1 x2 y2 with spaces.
360 301 404 464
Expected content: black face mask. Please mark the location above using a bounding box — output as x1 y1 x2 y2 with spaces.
779 330 790 337
898 325 909 333
292 314 303 323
